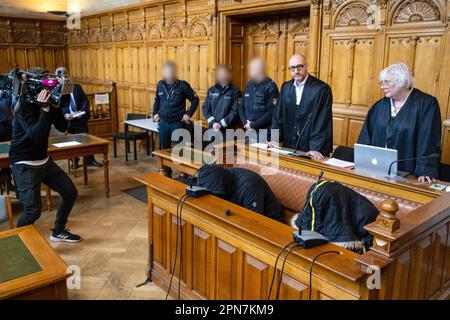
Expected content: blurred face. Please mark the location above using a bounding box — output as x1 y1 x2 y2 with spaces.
288 55 308 82
162 64 177 82
216 67 231 85
248 59 265 81
380 74 402 98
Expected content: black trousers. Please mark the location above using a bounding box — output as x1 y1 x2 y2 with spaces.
11 158 78 233
159 120 183 150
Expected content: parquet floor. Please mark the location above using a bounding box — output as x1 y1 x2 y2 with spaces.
0 141 167 300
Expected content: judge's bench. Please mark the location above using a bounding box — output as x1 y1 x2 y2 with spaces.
137 143 450 300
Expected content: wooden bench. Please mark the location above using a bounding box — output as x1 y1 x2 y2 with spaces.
139 146 450 300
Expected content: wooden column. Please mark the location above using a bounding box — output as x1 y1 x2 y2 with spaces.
308 0 322 77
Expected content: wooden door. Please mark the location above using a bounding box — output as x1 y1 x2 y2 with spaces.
228 13 310 90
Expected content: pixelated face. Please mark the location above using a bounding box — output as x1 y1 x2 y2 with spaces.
216 67 231 85
162 64 177 82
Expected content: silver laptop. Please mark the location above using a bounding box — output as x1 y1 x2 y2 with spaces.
354 143 397 177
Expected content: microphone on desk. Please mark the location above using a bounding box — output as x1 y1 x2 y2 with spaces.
387 153 440 177
291 113 312 158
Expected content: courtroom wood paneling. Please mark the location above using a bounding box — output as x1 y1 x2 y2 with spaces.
0 16 66 73
216 239 238 300
66 0 450 163
320 0 450 160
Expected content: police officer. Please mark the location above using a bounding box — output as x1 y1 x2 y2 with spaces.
239 58 279 141
152 61 199 150
202 64 241 141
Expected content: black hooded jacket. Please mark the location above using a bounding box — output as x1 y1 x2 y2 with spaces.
294 181 379 250
197 165 282 220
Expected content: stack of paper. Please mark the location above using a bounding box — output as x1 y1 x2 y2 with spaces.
323 158 354 169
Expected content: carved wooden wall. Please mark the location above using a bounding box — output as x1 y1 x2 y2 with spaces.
0 16 67 74
319 0 450 162
65 0 450 163
228 13 310 88
67 1 218 129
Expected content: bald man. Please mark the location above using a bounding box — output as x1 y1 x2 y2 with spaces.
239 58 279 140
272 54 333 159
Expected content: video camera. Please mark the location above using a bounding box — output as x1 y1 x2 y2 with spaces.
0 68 71 109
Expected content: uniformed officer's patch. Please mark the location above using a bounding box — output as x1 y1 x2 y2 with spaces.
224 95 232 99
210 93 219 98
273 98 278 106
244 93 250 97
158 92 163 96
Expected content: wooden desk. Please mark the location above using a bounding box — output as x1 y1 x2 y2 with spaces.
124 118 159 161
141 145 450 300
154 144 446 205
0 226 70 300
0 134 110 204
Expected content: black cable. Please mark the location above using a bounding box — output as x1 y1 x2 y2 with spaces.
267 240 296 299
177 195 191 300
275 244 300 300
308 250 341 300
165 194 189 300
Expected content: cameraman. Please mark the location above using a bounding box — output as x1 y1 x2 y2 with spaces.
9 86 81 243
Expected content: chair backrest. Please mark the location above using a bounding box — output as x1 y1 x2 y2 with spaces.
49 124 66 137
439 163 450 182
333 146 354 163
126 113 148 121
0 195 13 229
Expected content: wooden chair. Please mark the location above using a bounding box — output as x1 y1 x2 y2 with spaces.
439 163 450 182
0 195 13 230
113 113 150 160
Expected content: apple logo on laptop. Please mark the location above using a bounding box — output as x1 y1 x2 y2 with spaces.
371 158 378 166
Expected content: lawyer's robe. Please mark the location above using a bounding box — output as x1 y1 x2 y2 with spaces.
357 88 442 178
272 75 333 155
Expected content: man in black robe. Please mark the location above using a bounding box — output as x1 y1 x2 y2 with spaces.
271 54 333 159
239 58 279 141
196 164 282 220
357 63 441 182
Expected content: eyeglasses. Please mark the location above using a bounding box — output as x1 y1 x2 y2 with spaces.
288 64 305 72
379 80 393 88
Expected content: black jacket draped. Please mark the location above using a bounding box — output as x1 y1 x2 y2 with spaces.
197 165 282 220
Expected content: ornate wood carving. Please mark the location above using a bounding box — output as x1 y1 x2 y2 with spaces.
113 24 128 42
165 19 185 38
393 0 441 24
146 22 163 40
128 23 145 41
336 3 370 27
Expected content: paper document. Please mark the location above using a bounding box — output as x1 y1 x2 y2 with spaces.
323 158 354 169
53 141 82 148
71 111 86 118
249 143 293 155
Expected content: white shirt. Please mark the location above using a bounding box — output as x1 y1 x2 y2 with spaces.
16 157 49 166
293 75 308 105
390 89 413 117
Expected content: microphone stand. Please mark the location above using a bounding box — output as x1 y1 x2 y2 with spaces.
291 113 312 158
386 154 440 180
